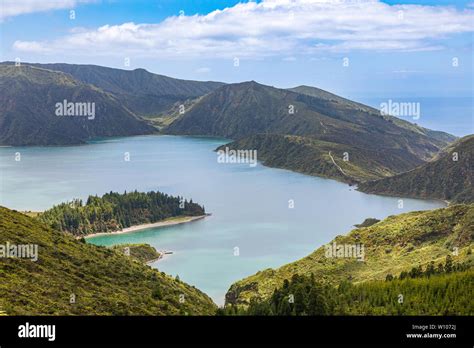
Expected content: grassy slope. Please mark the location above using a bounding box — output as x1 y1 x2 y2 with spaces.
0 207 216 315
225 204 474 306
288 85 455 146
358 135 474 203
219 134 415 184
148 96 203 129
0 65 155 146
111 244 162 263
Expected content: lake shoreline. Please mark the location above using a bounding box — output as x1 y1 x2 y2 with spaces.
146 250 174 264
83 214 208 239
3 135 446 305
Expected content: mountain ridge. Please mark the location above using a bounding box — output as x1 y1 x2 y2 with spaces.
0 65 156 146
358 135 474 203
2 62 224 117
1 62 459 188
168 80 456 182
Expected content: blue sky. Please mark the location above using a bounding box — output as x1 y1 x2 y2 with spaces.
1 0 473 102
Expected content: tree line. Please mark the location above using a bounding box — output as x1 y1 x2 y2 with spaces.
39 190 205 236
221 256 473 316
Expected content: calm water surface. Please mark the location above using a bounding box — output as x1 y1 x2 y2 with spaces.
0 135 445 304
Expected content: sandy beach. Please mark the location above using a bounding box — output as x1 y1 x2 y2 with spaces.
83 215 207 239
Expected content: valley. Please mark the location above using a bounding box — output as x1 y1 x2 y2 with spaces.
0 62 471 315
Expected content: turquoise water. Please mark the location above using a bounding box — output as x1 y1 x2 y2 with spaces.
0 135 445 305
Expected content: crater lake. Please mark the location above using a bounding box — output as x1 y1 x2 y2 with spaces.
0 135 445 304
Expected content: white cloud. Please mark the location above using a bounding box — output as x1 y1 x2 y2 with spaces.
11 0 474 58
1 0 96 21
12 41 52 53
392 69 422 74
195 67 211 73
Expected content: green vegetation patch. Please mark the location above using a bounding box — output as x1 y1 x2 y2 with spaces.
359 135 474 203
111 243 162 264
0 206 216 315
39 190 205 236
226 259 473 316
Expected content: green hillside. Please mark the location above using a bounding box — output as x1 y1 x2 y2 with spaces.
111 244 162 263
358 135 474 203
219 134 420 183
20 62 224 117
167 81 455 183
0 65 155 146
148 96 204 129
289 85 455 145
225 204 474 307
288 85 379 114
0 207 216 315
234 265 473 316
167 82 453 159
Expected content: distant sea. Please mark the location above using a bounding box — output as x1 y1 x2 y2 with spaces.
355 96 473 137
